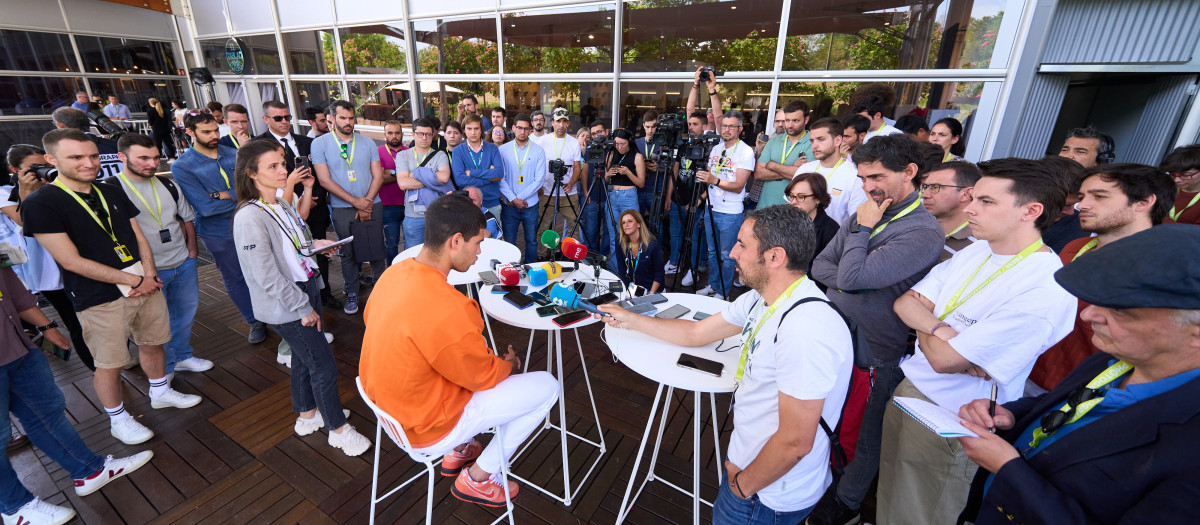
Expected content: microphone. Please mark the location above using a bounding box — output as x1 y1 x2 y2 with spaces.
562 237 588 261
498 264 521 286
542 262 563 281
540 230 561 251
547 283 608 316
528 266 548 287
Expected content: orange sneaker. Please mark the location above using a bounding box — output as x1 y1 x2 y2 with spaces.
440 440 483 476
451 469 518 507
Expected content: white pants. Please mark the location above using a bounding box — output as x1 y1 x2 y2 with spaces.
414 371 559 474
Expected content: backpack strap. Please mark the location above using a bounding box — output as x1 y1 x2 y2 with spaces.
155 175 186 223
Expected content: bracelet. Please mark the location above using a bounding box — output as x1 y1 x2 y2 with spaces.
930 321 949 335
733 470 747 499
709 91 718 97
133 275 145 289
692 83 700 89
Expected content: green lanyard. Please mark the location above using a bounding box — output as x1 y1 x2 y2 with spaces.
1027 360 1132 449
1071 238 1098 262
118 173 164 228
735 276 807 381
780 132 806 164
943 151 954 162
51 180 127 254
817 157 846 180
938 239 1044 321
193 147 231 188
1169 192 1200 222
870 198 922 238
945 220 969 238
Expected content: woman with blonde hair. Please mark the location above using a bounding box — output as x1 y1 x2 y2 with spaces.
614 209 665 294
145 97 176 159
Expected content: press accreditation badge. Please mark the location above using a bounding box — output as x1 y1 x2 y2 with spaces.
159 229 171 244
347 169 357 182
114 244 134 263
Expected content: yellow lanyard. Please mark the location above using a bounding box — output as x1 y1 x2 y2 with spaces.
230 135 240 149
193 147 231 188
735 277 807 381
413 149 429 166
118 173 164 228
779 132 807 164
340 136 357 169
555 136 566 159
945 221 969 238
514 143 531 183
1071 238 1099 262
1028 360 1132 449
939 239 1044 321
255 198 305 252
818 157 846 180
870 198 922 238
645 142 655 159
51 180 121 246
1169 192 1200 222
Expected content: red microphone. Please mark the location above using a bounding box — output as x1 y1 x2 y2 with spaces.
562 237 588 261
498 264 521 286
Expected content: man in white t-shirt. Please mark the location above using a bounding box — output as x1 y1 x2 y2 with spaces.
794 117 866 225
879 158 1077 524
852 95 901 143
694 111 755 299
597 205 853 521
534 107 582 258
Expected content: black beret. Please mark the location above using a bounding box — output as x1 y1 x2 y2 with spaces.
1054 225 1200 310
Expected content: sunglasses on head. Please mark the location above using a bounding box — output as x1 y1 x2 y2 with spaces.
269 115 293 122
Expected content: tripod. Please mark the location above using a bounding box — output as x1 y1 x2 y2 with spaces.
645 145 674 237
536 169 580 260
669 163 728 298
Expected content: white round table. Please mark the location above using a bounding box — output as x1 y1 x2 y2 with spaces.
393 237 521 286
605 292 736 525
478 262 624 506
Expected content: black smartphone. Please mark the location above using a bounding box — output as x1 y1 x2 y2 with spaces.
35 334 70 362
504 291 535 309
492 285 525 294
631 293 668 306
608 281 625 293
479 270 500 286
536 304 564 317
552 309 592 328
655 304 691 319
573 282 596 298
677 353 724 377
628 284 649 297
693 311 712 321
297 155 312 173
590 292 618 305
626 303 658 315
528 290 552 306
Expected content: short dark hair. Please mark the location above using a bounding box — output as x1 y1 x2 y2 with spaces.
916 142 946 177
689 110 708 124
841 114 870 135
446 120 463 134
205 101 223 113
1064 125 1115 162
928 161 982 187
262 100 288 113
786 172 831 210
852 95 886 119
328 100 354 117
809 117 842 137
304 106 323 120
1084 163 1177 225
512 113 531 126
895 114 929 135
51 107 89 130
852 134 921 174
184 111 217 131
782 100 810 118
225 103 248 116
462 94 478 104
491 106 506 117
642 110 658 123
590 121 609 132
977 158 1069 232
425 194 487 250
383 119 403 131
1041 155 1089 192
1161 144 1200 174
530 110 545 120
42 128 92 156
117 133 156 155
746 205 814 273
412 117 435 133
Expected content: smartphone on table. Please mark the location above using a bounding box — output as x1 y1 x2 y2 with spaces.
536 305 564 317
479 270 500 286
528 289 552 306
677 353 724 377
504 291 535 309
492 285 525 294
551 310 591 328
655 304 691 319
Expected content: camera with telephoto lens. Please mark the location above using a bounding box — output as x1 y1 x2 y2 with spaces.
698 66 718 83
548 158 568 180
584 134 615 166
86 109 126 137
26 164 58 183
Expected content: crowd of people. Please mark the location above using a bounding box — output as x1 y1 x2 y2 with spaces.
0 73 1198 525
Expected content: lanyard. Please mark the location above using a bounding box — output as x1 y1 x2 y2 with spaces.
253 198 310 253
118 173 164 228
468 142 484 170
870 198 922 238
339 136 357 169
514 143 532 175
939 239 1044 321
735 276 807 381
51 180 120 246
645 142 655 159
1169 192 1200 222
945 221 969 238
230 135 240 149
780 132 806 164
627 242 642 280
193 147 231 188
817 157 846 180
1027 360 1132 449
555 136 567 159
943 151 955 162
413 149 429 166
1071 238 1099 261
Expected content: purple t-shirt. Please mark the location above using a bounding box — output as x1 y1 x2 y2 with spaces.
378 145 407 206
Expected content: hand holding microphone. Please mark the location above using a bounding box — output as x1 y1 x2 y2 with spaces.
548 283 609 317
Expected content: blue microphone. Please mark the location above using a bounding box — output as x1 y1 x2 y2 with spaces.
548 283 607 316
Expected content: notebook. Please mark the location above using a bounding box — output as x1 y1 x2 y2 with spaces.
892 397 979 438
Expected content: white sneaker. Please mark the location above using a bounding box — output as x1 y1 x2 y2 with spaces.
324 332 334 343
327 424 371 456
713 293 726 300
696 285 716 297
295 409 351 436
110 417 153 445
681 270 695 287
2 498 75 525
74 451 154 496
277 352 292 368
150 388 202 409
664 262 679 274
173 357 213 372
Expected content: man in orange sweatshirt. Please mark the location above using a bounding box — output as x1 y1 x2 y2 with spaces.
360 194 559 507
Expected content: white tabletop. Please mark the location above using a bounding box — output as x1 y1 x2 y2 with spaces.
605 293 738 393
478 263 624 331
393 238 521 286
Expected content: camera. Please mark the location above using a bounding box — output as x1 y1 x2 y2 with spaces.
584 135 615 166
26 164 58 182
650 112 685 148
698 66 718 83
86 109 126 137
672 132 721 205
548 158 568 179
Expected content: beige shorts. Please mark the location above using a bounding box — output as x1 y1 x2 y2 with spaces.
78 293 171 369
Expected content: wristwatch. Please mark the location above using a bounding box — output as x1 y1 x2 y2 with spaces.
850 223 866 234
36 321 58 333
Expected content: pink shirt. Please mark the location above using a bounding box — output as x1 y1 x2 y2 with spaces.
378 144 407 206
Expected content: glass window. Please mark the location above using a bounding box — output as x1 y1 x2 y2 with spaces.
782 0 1006 71
500 82 612 131
293 81 342 116
620 80 771 139
76 36 178 75
0 76 85 117
87 79 186 114
339 24 409 75
501 5 615 74
0 29 76 72
283 29 339 75
622 0 783 73
0 119 58 150
413 15 500 76
348 80 410 126
199 35 281 75
413 81 504 127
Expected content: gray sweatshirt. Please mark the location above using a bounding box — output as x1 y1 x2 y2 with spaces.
810 191 944 362
233 203 314 325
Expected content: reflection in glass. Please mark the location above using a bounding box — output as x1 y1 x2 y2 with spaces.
293 81 342 116
87 79 186 113
0 29 76 72
339 25 408 75
0 119 58 148
199 35 281 75
622 0 783 73
348 80 410 125
413 16 500 75
503 82 610 130
76 36 178 75
284 30 339 75
501 5 615 74
620 81 771 135
0 76 85 116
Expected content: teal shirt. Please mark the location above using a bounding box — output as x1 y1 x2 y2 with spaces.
756 132 812 208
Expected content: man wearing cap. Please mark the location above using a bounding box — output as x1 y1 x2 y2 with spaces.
955 224 1200 524
534 107 582 258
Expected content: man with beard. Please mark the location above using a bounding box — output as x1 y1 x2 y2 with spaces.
1028 163 1175 393
840 114 870 160
306 106 331 138
530 110 548 139
692 111 756 299
794 117 865 225
754 101 812 209
378 120 408 263
171 112 268 344
456 94 493 133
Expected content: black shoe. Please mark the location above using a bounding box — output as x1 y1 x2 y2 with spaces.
358 274 375 286
248 321 268 344
806 494 861 525
322 292 343 310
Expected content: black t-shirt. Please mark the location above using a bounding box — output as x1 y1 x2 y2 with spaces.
606 149 639 187
22 183 142 311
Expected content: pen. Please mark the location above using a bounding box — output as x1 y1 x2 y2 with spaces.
988 380 998 433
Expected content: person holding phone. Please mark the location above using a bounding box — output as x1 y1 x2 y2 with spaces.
602 129 645 263
614 209 664 294
232 139 371 457
597 205 853 523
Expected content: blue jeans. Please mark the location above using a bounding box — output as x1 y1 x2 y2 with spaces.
581 200 609 253
501 203 539 263
271 278 347 431
605 188 641 262
199 234 257 324
714 465 814 525
402 215 423 251
159 257 199 374
637 190 656 219
668 205 707 268
382 204 405 263
835 359 905 509
704 209 743 296
0 349 104 513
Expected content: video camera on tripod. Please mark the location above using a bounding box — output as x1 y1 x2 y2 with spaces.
583 135 614 166
672 131 721 206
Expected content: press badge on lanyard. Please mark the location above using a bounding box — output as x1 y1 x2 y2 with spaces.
52 180 134 263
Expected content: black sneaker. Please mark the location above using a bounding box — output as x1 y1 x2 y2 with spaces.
248 321 267 344
321 292 343 310
358 274 375 286
806 495 861 525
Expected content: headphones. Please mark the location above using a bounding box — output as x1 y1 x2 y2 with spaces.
1096 133 1116 164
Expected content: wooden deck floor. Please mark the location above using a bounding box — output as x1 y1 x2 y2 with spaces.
16 258 741 524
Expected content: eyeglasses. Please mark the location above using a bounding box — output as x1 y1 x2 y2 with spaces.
1170 170 1200 179
412 131 433 138
532 116 545 122
720 124 741 130
513 125 531 131
920 183 967 194
1037 385 1104 439
269 115 293 122
786 192 814 203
